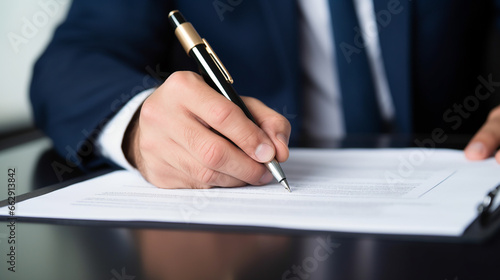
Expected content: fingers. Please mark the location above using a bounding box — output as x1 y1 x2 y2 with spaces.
465 106 500 162
188 94 276 163
165 121 273 186
142 142 247 189
133 71 280 189
242 96 291 163
172 72 282 164
138 116 268 189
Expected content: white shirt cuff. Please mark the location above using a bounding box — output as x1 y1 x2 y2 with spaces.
96 88 155 171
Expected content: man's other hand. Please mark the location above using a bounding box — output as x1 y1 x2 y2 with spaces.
465 105 500 163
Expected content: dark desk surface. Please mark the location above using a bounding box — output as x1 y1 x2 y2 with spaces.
0 130 498 280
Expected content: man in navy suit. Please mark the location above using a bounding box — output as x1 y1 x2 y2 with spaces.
31 0 500 188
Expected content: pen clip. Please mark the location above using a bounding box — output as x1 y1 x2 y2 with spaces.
203 38 234 84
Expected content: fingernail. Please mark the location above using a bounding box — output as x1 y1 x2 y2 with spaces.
259 171 273 184
255 143 274 162
277 133 289 146
466 142 486 156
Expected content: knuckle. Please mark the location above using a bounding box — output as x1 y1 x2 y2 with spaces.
243 167 265 185
282 114 292 128
184 126 199 151
233 129 259 149
166 71 188 86
259 113 291 135
184 170 212 189
208 103 234 127
271 114 291 128
166 71 200 92
199 140 227 169
140 99 157 123
277 116 292 131
198 167 219 185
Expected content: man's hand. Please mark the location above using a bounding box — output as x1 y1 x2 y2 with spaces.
123 71 291 189
465 105 500 163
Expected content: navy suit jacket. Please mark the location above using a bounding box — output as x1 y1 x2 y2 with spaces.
31 0 500 169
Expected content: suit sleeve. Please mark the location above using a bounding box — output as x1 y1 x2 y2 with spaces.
30 0 175 170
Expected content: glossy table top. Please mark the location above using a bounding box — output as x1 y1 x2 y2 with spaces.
0 130 498 280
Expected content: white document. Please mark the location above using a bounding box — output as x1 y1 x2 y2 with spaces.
2 149 500 236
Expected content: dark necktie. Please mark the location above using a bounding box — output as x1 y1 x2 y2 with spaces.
329 0 383 133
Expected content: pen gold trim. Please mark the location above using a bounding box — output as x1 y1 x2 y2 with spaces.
203 39 233 84
174 22 203 54
174 23 233 85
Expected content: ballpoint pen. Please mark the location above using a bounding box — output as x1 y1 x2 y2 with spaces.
168 10 291 192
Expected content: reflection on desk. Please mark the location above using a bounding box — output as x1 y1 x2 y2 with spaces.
134 230 292 280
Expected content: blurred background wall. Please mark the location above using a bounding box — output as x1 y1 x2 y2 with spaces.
0 0 71 135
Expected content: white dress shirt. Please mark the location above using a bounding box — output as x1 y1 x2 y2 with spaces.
97 0 394 169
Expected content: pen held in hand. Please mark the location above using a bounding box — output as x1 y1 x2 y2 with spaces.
167 10 291 192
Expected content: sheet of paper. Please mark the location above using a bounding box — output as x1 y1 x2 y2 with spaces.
2 149 500 236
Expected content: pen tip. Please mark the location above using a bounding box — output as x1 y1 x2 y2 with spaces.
280 179 291 193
